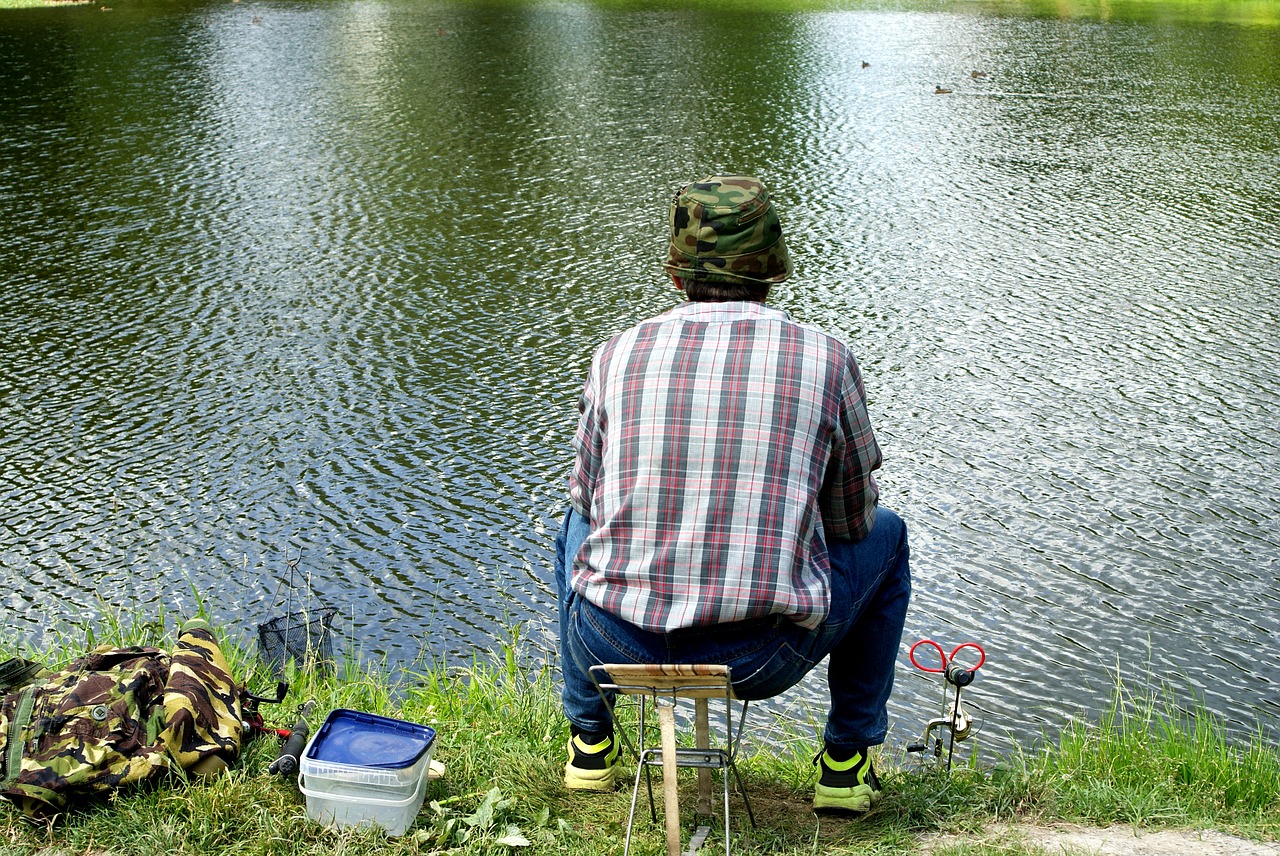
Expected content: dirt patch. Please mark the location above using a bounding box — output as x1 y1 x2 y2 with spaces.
923 823 1280 855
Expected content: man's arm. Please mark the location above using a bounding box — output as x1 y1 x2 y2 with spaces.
822 352 882 542
568 364 602 520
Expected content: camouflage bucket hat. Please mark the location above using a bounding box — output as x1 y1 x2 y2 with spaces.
663 175 792 286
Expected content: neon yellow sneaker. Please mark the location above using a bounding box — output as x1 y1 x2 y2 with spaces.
813 748 882 814
564 732 620 791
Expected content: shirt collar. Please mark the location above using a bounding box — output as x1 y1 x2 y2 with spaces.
664 300 792 323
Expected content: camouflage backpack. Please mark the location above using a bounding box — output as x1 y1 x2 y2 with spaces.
0 618 245 817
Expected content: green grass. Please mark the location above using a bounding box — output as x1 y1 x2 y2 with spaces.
0 0 93 8
3 0 1279 27
1 617 1277 855
1032 676 1280 829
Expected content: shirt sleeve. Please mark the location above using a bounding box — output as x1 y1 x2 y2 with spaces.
822 350 882 542
568 360 602 519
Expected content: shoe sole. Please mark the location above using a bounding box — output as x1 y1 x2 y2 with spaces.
813 784 880 814
564 764 617 791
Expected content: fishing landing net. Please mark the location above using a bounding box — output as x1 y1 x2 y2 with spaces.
257 555 337 678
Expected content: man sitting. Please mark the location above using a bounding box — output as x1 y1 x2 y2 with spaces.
554 175 911 813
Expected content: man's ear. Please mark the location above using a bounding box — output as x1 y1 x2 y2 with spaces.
672 275 684 291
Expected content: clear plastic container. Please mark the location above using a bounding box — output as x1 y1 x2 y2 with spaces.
297 709 437 836
298 765 428 837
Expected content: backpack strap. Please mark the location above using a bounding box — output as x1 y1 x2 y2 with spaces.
0 658 43 693
1 686 37 788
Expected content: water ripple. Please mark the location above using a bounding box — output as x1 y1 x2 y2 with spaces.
2 3 1278 757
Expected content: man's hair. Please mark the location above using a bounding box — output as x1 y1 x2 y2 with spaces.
682 278 770 303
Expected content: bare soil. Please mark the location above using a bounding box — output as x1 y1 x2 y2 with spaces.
923 823 1280 855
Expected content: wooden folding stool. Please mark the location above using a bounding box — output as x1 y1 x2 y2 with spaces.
589 663 756 856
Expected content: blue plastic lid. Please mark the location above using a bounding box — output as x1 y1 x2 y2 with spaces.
305 709 436 769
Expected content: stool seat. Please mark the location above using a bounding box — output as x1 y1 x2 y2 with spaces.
589 663 755 856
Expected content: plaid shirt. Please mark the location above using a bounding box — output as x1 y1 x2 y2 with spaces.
569 300 881 632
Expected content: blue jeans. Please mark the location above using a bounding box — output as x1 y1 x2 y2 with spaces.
555 507 911 752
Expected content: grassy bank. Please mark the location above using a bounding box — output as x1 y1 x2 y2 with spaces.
2 618 1278 856
0 0 92 9
3 0 1279 27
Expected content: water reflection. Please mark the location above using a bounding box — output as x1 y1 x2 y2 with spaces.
1 0 1277 758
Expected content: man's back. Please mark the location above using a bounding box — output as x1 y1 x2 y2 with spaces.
568 299 881 632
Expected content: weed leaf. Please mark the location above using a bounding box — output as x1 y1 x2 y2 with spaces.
495 824 530 847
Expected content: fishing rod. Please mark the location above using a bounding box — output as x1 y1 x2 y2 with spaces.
268 699 318 777
241 681 290 740
905 639 986 771
240 683 318 778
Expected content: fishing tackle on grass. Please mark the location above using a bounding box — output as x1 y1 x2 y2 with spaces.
268 699 318 777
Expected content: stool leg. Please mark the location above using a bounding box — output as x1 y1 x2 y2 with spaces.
657 702 681 856
722 758 732 856
694 698 713 817
623 752 649 856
